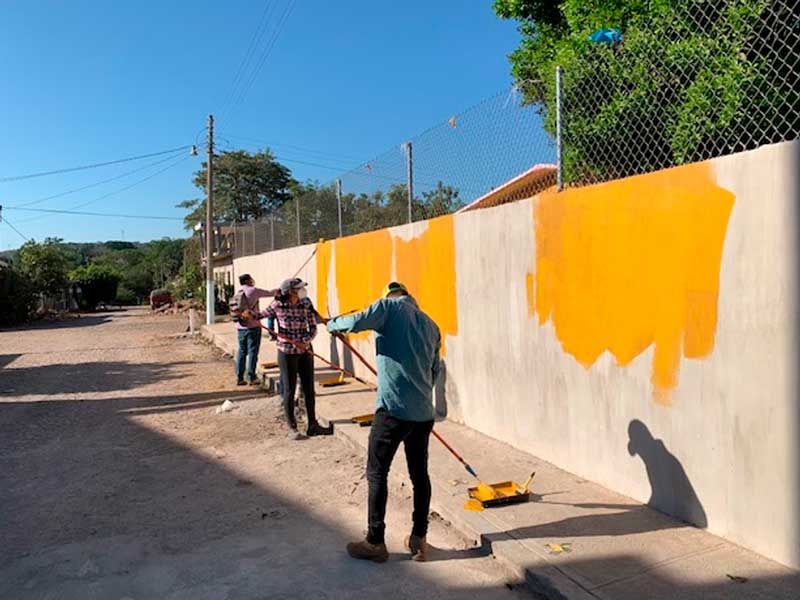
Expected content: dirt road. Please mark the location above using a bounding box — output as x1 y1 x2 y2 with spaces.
0 308 525 599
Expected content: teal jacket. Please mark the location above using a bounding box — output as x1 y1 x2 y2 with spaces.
327 296 441 422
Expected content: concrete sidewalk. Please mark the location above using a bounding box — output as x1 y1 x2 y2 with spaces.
201 323 799 599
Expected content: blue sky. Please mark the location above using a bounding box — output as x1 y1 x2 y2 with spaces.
0 1 527 250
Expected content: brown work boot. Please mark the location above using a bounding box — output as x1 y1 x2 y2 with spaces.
405 535 427 562
346 539 389 563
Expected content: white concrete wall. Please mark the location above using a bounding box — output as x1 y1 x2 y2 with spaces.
233 141 798 568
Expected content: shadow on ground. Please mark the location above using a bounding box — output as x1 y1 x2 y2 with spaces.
0 389 521 599
0 360 194 396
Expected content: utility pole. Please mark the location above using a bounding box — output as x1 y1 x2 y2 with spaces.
336 178 343 238
405 142 413 224
205 114 215 325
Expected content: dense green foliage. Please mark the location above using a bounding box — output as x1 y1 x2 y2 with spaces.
69 263 122 309
0 263 36 325
495 0 796 182
17 237 71 297
0 237 198 324
179 149 295 228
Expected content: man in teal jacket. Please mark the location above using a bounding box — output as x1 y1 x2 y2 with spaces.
327 281 441 563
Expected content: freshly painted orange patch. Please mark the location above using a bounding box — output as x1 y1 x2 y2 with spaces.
315 240 333 318
394 215 458 354
532 162 734 403
334 229 393 340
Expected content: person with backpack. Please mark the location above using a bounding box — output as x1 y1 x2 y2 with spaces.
231 273 278 386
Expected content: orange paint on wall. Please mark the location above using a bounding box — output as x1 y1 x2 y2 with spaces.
394 215 458 354
531 161 734 403
333 228 393 340
315 240 333 318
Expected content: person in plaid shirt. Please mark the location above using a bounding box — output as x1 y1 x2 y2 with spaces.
256 277 333 440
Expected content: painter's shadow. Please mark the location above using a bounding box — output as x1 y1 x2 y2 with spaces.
628 419 707 528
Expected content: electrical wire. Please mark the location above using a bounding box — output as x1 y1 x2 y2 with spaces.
12 154 193 224
225 0 295 120
5 207 184 221
219 1 279 119
1 216 31 242
218 131 363 162
0 145 191 183
13 153 186 208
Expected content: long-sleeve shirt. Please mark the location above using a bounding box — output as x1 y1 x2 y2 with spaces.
327 296 440 422
235 285 279 330
260 298 318 354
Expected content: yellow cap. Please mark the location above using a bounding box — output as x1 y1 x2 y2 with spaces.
382 281 408 298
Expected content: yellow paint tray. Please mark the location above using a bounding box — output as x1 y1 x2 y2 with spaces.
467 480 531 508
320 373 348 387
351 413 374 427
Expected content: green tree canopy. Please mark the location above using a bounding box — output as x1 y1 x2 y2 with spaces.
69 264 122 309
179 149 295 228
495 0 797 182
16 238 72 297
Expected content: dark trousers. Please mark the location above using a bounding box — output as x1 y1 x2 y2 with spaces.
236 327 261 382
277 351 316 431
366 410 434 545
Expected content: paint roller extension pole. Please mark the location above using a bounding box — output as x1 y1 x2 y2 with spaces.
431 429 480 479
332 336 482 481
258 324 376 389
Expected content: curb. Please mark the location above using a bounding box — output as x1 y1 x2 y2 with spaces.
324 418 597 600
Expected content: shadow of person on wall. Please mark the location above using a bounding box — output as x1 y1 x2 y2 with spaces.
627 419 707 528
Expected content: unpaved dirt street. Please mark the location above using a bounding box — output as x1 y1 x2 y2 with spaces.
0 308 526 599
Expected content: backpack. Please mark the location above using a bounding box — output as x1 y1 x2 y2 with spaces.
229 288 249 322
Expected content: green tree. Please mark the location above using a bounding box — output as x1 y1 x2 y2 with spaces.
495 0 797 182
69 264 122 310
0 262 36 325
178 149 295 228
17 238 71 297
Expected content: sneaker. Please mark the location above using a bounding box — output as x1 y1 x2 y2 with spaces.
236 380 247 386
404 535 427 562
307 422 334 437
346 539 389 563
287 428 305 441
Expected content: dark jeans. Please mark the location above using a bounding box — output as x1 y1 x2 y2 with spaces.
236 327 261 382
366 410 434 545
277 351 316 431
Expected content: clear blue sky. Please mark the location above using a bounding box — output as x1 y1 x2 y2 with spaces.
0 1 525 250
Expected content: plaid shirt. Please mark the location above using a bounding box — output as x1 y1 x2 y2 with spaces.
260 298 318 355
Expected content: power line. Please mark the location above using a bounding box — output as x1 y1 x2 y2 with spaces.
0 215 30 242
226 0 295 119
69 154 192 211
218 131 363 162
5 206 184 221
219 1 279 119
13 154 193 224
13 153 186 208
0 145 191 183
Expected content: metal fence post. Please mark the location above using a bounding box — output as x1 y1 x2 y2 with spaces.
295 197 301 245
556 65 564 192
336 178 343 238
266 213 272 251
405 141 413 223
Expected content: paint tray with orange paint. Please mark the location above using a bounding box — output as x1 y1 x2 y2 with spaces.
467 473 535 509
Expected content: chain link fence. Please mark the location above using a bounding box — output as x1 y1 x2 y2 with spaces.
229 85 555 256
557 0 798 186
227 0 797 257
